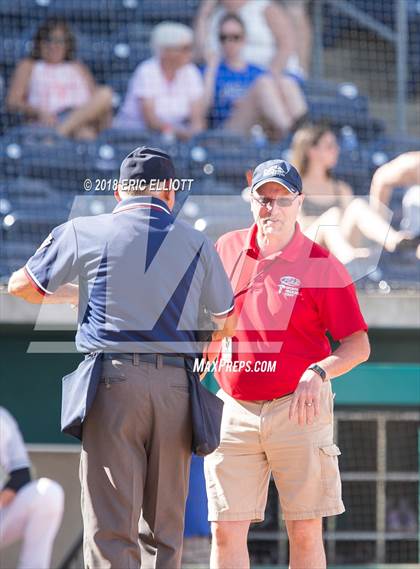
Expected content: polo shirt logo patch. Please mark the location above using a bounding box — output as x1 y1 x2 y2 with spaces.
278 276 301 297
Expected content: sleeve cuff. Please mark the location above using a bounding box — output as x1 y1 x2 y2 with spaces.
24 265 53 296
211 303 235 319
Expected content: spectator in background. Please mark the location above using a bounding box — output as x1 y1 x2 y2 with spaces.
281 0 313 77
370 151 420 259
114 22 205 140
291 124 413 264
203 13 307 139
6 18 113 140
0 407 64 569
195 0 298 76
370 151 420 212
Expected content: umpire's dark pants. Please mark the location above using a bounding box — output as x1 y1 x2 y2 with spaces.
79 354 192 568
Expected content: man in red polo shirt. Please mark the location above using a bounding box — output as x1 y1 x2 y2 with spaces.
204 159 370 569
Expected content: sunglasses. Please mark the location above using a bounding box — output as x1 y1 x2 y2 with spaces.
251 192 300 209
45 37 67 45
219 33 243 43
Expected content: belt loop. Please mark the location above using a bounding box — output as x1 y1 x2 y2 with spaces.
156 355 163 369
133 353 139 366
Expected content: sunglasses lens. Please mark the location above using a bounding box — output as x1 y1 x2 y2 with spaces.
219 34 242 42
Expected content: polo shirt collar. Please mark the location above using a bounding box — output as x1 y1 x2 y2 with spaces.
113 196 172 216
243 222 305 262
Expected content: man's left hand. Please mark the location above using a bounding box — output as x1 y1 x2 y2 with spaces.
289 370 324 426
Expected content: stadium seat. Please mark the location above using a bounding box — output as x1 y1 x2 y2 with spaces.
77 34 150 84
138 0 200 24
334 146 373 194
0 176 62 207
363 135 420 168
0 239 38 279
189 131 280 186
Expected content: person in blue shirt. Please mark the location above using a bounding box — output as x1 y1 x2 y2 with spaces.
8 146 235 568
203 12 307 139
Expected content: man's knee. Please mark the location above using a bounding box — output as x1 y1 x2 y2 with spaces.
35 478 65 515
211 521 250 548
287 518 322 550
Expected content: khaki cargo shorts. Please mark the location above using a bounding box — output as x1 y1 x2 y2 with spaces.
204 381 345 521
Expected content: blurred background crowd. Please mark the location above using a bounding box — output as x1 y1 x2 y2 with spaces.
0 0 419 290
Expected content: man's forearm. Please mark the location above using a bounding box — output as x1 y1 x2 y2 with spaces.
43 283 79 304
313 331 370 380
8 268 78 305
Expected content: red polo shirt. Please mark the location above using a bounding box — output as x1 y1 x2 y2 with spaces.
213 223 368 400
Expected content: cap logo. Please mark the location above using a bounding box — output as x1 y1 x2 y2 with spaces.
263 165 285 177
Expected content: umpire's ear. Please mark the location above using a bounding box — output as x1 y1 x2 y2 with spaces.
246 169 253 187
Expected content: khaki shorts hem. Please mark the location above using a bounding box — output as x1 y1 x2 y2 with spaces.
208 510 265 523
282 504 346 521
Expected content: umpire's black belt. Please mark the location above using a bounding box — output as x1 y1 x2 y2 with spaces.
102 352 186 369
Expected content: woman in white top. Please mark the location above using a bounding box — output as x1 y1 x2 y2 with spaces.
6 18 113 139
291 124 413 264
115 21 206 141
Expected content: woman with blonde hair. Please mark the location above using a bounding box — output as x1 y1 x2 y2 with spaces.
290 124 412 264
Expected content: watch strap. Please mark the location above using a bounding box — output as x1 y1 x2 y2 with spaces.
308 364 327 381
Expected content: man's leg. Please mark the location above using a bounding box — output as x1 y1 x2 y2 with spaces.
204 393 271 569
138 362 192 569
210 520 250 569
57 86 113 138
0 478 64 569
81 357 151 568
285 518 325 569
264 384 344 569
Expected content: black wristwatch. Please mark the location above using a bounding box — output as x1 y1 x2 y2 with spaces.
308 364 327 382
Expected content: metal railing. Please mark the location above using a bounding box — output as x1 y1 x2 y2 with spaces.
312 0 408 134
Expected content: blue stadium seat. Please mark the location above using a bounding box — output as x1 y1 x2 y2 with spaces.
189 131 278 185
0 240 38 279
138 0 200 24
334 148 373 194
77 35 150 83
1 204 69 252
0 0 141 31
0 177 62 207
363 136 420 169
377 250 420 289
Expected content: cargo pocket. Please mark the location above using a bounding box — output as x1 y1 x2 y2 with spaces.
318 443 342 499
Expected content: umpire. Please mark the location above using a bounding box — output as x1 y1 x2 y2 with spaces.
8 147 235 568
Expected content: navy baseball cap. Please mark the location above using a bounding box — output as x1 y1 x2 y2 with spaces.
119 146 176 185
251 159 302 195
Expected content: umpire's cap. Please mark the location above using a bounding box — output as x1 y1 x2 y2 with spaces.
119 146 176 185
251 159 302 195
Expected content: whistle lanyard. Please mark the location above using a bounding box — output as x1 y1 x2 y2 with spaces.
229 249 279 301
